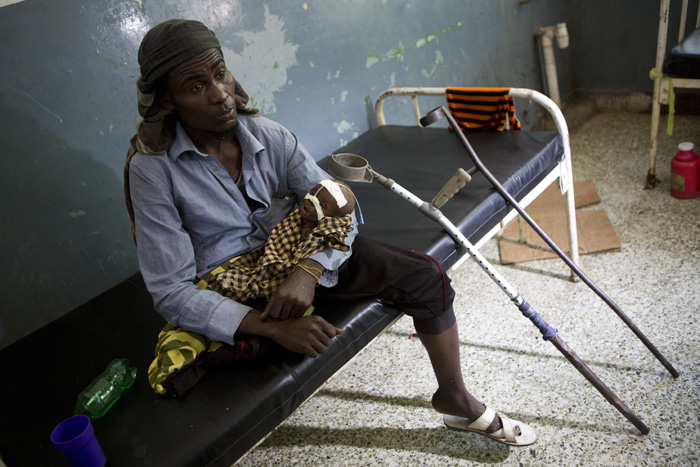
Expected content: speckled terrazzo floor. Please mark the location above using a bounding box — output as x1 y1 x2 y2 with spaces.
237 112 700 467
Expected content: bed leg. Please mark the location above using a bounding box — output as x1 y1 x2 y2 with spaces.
647 0 670 190
562 159 579 282
647 81 663 190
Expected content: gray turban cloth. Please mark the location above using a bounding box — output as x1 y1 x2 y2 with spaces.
125 19 259 242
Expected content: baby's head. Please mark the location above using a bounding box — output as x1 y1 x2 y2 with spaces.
300 179 355 223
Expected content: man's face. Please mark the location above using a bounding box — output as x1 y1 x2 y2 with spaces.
160 48 238 134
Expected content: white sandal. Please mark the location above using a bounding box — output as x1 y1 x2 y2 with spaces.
443 406 537 446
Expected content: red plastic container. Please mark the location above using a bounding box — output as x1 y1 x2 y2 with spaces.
670 142 700 199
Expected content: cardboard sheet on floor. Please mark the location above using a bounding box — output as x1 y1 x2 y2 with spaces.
498 180 621 264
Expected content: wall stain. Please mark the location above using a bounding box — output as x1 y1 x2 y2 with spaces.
366 24 456 68
422 51 444 78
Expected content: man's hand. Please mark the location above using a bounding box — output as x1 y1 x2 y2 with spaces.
238 309 342 358
270 315 342 357
261 259 324 320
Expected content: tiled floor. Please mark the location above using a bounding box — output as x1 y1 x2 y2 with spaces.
238 112 700 466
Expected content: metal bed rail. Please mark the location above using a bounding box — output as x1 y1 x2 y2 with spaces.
374 87 580 278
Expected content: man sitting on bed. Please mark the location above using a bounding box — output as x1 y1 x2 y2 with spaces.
125 19 536 447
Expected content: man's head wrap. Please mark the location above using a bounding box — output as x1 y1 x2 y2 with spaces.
129 19 259 156
125 19 259 243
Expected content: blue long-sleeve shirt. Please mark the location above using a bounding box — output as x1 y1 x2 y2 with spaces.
128 115 356 344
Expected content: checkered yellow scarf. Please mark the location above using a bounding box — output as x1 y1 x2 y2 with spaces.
211 208 353 302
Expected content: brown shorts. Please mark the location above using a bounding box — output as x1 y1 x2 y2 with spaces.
315 236 456 335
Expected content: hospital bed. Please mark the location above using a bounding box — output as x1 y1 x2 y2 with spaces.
0 87 577 466
647 0 700 188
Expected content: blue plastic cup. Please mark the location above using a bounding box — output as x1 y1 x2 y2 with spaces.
50 415 106 467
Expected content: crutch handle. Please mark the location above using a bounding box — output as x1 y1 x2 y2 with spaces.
431 168 471 208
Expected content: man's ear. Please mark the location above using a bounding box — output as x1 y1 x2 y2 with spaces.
157 88 175 111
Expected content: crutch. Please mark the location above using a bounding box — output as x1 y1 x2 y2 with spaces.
420 105 679 379
327 152 650 434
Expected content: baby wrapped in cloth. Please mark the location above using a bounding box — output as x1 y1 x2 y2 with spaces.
209 179 356 301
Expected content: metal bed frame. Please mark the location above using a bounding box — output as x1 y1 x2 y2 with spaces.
374 87 580 277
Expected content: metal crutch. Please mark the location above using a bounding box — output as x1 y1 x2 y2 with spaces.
327 152 650 434
420 105 679 379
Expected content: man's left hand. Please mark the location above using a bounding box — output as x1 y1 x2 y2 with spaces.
261 259 324 320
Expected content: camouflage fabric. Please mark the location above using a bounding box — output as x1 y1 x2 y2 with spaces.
211 207 353 301
147 323 223 396
147 323 277 397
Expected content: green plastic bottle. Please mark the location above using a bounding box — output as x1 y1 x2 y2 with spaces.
74 359 137 419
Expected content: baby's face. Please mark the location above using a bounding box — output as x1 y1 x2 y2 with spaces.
300 183 353 222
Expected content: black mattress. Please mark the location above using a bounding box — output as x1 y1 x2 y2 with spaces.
0 275 399 467
332 126 564 270
0 125 562 467
663 26 700 79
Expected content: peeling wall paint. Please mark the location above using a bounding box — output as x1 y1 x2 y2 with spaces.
366 24 455 68
334 120 354 133
0 0 26 7
222 5 298 117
